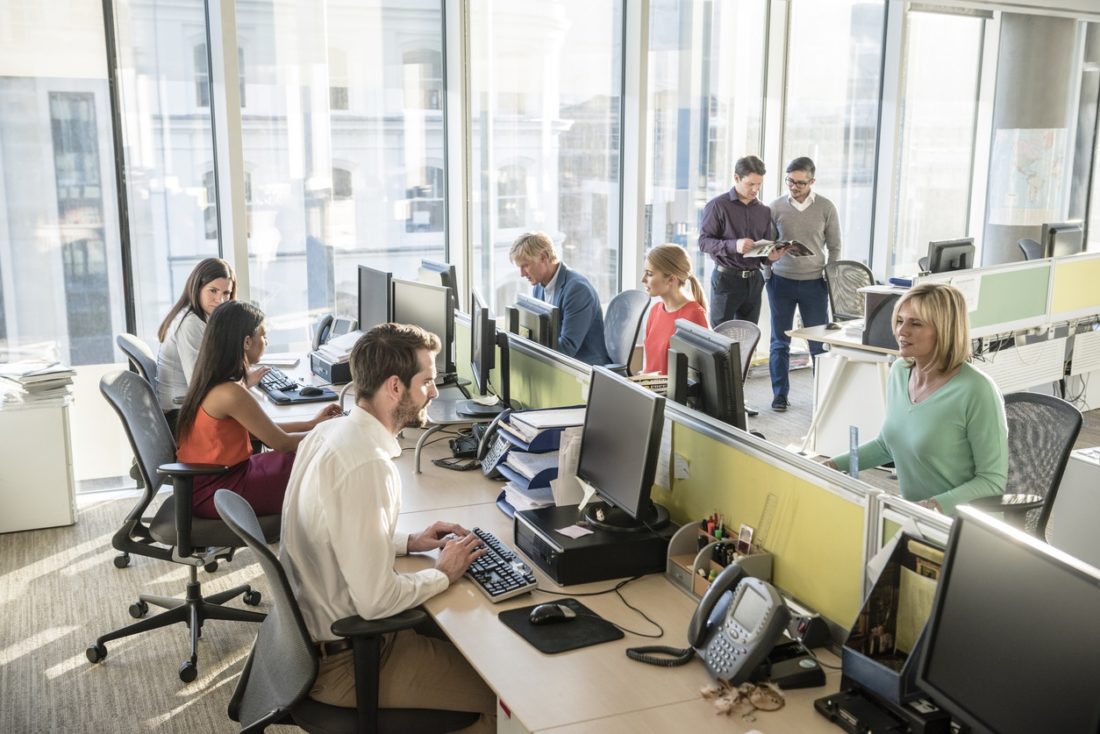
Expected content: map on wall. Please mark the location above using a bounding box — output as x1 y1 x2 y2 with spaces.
987 127 1066 226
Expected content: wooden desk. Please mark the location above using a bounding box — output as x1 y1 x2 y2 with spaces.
788 323 896 458
394 498 841 733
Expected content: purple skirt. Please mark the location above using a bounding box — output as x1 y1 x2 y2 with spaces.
191 450 295 519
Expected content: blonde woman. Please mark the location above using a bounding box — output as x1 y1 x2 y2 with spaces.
641 244 710 374
828 283 1007 515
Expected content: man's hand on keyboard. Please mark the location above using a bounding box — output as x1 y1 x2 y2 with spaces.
435 533 487 584
407 521 472 552
244 365 271 388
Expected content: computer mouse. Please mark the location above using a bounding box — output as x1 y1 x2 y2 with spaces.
825 322 842 330
529 603 577 626
298 386 324 397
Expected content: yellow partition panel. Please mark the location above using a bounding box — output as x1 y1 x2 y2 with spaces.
505 350 586 409
1050 253 1100 321
653 424 865 626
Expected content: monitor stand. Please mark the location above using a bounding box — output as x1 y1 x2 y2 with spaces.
455 399 502 418
582 501 669 533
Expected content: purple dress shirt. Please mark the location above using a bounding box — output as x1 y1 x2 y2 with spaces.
698 189 776 271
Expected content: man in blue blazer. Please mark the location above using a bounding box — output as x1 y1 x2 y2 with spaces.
510 232 611 365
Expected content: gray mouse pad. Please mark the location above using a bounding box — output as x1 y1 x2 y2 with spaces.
498 597 624 654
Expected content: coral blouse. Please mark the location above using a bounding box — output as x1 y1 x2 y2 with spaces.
177 407 251 466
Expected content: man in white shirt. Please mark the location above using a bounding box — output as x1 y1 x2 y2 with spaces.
280 323 495 731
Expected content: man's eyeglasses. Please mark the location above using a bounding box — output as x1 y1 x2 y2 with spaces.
785 177 813 188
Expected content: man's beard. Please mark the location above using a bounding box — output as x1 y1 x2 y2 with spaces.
393 391 428 429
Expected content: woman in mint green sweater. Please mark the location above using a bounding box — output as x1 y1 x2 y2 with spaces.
828 282 1007 515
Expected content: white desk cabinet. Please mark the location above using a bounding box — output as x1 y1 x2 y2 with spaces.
0 399 76 533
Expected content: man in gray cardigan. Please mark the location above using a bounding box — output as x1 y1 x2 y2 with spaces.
766 157 842 412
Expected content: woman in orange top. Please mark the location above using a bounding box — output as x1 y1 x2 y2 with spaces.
176 301 341 518
642 244 710 374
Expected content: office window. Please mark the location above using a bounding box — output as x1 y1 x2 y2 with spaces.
405 166 444 233
645 0 766 272
234 0 446 351
0 2 126 368
194 43 246 109
202 169 252 241
892 11 984 271
783 0 885 265
469 0 624 311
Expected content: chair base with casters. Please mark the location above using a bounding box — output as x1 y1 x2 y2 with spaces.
90 370 281 682
215 489 480 733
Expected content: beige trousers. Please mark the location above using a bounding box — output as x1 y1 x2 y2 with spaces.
311 629 496 734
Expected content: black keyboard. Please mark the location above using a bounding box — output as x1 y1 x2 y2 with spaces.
465 527 537 602
259 366 297 393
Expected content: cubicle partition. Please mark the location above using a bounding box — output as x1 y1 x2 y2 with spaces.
918 258 1052 338
1048 251 1100 322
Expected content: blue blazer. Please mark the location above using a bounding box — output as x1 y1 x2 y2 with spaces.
533 263 611 365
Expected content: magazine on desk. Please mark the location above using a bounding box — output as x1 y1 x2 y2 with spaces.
743 239 813 258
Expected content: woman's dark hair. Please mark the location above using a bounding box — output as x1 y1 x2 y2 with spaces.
157 258 237 342
176 300 264 442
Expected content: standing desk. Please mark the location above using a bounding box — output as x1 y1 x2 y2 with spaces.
787 323 896 458
393 445 841 734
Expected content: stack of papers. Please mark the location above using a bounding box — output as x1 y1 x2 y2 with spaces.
504 450 559 480
504 408 585 443
314 329 362 364
0 362 75 403
503 482 554 511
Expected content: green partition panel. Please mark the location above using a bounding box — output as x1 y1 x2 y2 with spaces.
653 424 865 626
922 261 1051 337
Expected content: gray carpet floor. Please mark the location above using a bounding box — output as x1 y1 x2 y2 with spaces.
0 497 295 733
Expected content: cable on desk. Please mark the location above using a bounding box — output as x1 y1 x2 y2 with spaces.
538 576 664 638
797 640 841 670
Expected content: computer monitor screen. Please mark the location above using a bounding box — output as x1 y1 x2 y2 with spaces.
1040 221 1084 258
576 366 668 531
926 238 975 274
358 265 392 332
506 294 561 350
916 507 1100 734
666 320 746 430
470 288 495 396
418 259 458 310
392 278 454 376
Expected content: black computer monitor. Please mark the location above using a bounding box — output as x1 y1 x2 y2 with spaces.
576 366 669 532
926 238 975 274
505 294 560 350
916 507 1100 734
392 278 454 377
1040 221 1084 258
357 265 392 332
418 259 458 310
456 288 509 418
666 320 746 431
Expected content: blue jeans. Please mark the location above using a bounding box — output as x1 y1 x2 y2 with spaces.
766 273 829 399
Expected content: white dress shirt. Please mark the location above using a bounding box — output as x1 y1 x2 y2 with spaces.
788 190 816 212
155 310 205 411
279 407 448 642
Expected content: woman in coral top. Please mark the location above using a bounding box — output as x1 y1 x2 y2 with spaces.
176 301 342 518
642 244 710 374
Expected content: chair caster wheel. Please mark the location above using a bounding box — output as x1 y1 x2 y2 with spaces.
204 561 218 573
114 554 131 569
86 644 107 664
179 660 198 683
129 600 149 618
243 590 261 606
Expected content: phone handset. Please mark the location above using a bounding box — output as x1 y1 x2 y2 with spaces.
476 409 510 461
312 314 334 352
687 563 747 647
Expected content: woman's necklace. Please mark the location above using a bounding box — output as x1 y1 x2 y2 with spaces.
909 365 956 404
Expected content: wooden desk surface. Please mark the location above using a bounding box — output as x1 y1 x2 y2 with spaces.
394 500 840 733
789 323 898 357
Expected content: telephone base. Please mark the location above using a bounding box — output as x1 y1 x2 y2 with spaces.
752 641 826 689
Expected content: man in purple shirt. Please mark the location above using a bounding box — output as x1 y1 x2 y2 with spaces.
698 155 782 326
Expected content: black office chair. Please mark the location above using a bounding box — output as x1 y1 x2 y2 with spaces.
966 392 1082 537
1017 238 1043 261
603 289 651 375
823 260 875 321
87 370 278 682
214 490 479 733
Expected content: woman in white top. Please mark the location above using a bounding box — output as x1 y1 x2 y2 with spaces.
156 258 266 428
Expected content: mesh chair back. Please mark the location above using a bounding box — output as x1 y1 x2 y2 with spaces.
712 319 761 380
1017 238 1043 261
603 289 651 374
215 490 318 732
116 333 159 392
100 370 174 494
824 260 874 321
1003 392 1082 537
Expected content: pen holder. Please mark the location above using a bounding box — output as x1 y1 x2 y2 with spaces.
665 523 773 599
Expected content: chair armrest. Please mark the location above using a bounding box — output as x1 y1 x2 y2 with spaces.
157 462 230 478
331 609 428 639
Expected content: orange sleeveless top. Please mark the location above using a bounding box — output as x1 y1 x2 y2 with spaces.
177 407 251 466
